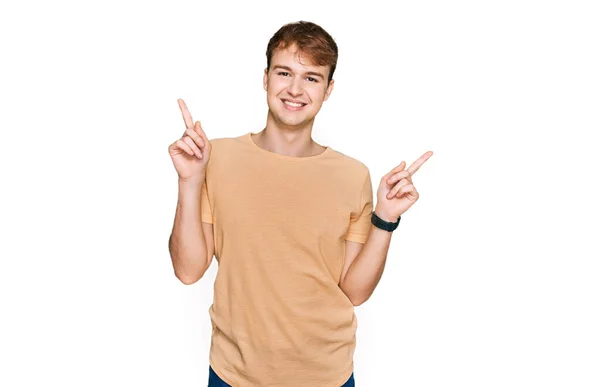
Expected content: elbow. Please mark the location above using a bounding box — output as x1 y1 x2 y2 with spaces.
351 296 368 307
169 245 208 285
346 290 369 306
340 282 368 306
176 272 201 285
174 269 204 285
349 289 372 306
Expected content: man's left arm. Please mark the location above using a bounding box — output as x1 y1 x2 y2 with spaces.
339 206 394 306
340 151 434 306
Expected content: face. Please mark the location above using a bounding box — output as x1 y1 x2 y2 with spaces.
263 45 334 129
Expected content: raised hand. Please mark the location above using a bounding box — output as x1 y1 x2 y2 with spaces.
168 99 212 184
375 151 434 221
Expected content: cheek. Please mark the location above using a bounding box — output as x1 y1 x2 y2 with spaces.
269 76 288 88
267 83 284 98
308 87 327 103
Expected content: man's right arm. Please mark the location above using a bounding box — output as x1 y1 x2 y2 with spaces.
168 177 215 284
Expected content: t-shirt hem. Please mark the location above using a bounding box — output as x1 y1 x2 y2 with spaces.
209 356 236 386
331 363 355 387
209 356 354 387
345 234 368 244
201 213 213 224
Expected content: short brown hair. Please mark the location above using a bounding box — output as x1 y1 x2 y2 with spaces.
266 21 338 83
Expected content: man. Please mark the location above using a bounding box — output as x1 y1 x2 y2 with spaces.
168 21 433 387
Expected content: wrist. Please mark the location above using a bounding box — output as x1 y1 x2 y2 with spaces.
178 176 205 190
373 205 398 223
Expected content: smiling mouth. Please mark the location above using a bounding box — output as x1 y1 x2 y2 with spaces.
282 99 307 108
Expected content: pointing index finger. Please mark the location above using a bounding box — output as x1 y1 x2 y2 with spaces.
407 151 434 175
178 98 194 130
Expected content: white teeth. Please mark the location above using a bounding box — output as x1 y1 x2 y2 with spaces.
284 100 304 107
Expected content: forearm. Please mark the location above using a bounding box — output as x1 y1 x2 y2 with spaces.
340 211 394 305
169 178 209 284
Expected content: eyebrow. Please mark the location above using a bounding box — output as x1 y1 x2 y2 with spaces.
272 65 325 80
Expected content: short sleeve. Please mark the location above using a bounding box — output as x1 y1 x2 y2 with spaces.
201 178 213 224
345 170 373 243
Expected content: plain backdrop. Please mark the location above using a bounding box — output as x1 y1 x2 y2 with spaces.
1 0 599 386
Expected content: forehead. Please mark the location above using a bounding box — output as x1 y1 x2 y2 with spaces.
271 44 328 71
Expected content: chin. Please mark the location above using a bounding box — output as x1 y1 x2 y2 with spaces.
269 110 307 127
278 117 306 128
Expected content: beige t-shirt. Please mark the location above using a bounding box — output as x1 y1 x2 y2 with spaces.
200 132 373 386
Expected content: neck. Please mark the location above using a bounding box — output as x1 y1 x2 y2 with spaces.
254 111 325 158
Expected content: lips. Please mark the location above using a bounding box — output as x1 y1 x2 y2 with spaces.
281 99 307 110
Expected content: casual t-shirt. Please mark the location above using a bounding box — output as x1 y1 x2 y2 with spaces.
200 132 373 386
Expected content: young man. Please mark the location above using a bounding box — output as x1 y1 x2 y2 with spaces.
168 21 432 387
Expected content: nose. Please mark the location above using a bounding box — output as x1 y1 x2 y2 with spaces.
286 76 303 97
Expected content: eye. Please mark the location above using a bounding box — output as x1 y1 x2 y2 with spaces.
277 71 290 76
307 77 318 83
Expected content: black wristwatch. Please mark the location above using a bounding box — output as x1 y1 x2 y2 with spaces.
371 211 401 232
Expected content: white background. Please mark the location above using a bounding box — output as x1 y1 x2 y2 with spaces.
1 0 599 386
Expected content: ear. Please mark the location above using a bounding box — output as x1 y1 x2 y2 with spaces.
323 79 335 101
263 68 269 91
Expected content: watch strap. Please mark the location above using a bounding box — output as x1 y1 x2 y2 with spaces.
371 211 401 232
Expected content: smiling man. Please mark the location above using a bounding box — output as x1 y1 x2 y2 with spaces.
168 21 432 387
254 23 335 157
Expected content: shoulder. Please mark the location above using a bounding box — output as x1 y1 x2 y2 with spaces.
203 134 248 173
207 135 239 146
207 133 248 151
328 148 370 176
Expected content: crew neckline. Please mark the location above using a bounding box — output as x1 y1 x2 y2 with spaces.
245 132 331 161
